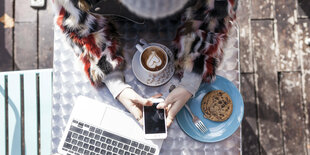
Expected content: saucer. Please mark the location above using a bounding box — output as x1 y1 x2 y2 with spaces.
132 43 175 86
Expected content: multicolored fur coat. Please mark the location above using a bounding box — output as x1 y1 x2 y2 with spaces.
53 0 237 87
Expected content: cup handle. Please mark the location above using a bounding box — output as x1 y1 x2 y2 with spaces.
135 44 144 53
139 39 148 45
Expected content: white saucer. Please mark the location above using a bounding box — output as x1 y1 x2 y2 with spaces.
132 43 175 86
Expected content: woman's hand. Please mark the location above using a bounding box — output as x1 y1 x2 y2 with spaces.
156 87 192 127
117 88 152 125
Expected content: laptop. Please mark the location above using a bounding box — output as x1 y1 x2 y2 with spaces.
58 96 164 155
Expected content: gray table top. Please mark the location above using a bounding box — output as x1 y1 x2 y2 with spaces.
52 17 241 155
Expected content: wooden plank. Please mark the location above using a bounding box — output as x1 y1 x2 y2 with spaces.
7 73 22 155
252 20 283 154
298 20 310 71
14 22 38 70
39 70 52 155
279 72 307 154
298 19 310 154
24 72 38 155
15 0 37 22
304 73 310 154
251 0 274 19
0 0 14 71
237 0 253 73
241 73 259 154
275 0 299 71
297 0 310 18
0 74 6 155
38 0 54 69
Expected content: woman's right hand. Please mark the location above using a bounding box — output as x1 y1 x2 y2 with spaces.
116 88 153 125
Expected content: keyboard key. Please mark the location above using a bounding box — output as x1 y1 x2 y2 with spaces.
112 141 117 146
95 141 101 147
70 126 83 134
84 124 90 128
100 136 106 142
129 147 135 152
90 152 96 155
66 131 72 142
89 132 95 138
78 135 84 140
107 145 113 151
144 146 150 151
101 143 107 149
83 130 89 136
147 153 153 155
150 148 155 153
117 143 123 148
138 144 144 149
135 149 141 154
78 122 84 128
72 120 78 123
89 145 95 151
141 151 147 155
95 134 101 140
130 141 138 147
78 148 84 153
124 152 130 155
72 146 78 151
84 137 90 143
83 143 89 149
77 141 83 147
95 147 100 153
90 126 95 132
107 152 112 155
106 139 112 144
112 147 118 153
123 145 129 150
84 150 90 155
72 133 78 139
102 131 131 145
90 139 95 145
63 143 72 149
95 128 103 134
118 149 124 155
71 139 77 145
100 149 106 154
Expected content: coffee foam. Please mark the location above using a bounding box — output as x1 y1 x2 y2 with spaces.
141 46 167 72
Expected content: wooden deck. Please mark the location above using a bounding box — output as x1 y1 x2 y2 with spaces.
0 0 309 154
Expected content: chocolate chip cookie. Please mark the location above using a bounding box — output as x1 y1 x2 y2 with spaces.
201 90 233 122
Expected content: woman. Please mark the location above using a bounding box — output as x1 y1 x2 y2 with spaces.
53 0 238 127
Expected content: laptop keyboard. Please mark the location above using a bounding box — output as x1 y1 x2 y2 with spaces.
61 119 156 155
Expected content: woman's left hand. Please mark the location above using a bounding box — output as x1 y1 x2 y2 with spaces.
156 87 192 127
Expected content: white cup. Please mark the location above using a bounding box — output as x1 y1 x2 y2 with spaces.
135 40 168 75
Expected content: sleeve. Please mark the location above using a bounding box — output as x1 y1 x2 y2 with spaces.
54 0 130 98
173 0 238 95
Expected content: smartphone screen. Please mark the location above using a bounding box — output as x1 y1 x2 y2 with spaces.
144 103 166 134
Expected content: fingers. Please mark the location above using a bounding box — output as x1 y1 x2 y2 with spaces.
156 96 174 109
151 93 163 98
132 94 153 106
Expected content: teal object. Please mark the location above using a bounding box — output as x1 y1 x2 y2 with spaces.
0 69 52 155
176 75 244 142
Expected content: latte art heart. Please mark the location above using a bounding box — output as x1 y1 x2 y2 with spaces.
146 51 162 69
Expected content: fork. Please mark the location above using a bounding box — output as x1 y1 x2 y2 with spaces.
184 104 208 133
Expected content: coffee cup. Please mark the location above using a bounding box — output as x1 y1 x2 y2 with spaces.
135 40 168 74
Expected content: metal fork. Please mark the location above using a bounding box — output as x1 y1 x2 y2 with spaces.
184 104 208 133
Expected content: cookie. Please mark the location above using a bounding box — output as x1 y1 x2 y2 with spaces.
201 90 233 122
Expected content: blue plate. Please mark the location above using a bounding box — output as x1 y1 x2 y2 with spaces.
176 75 244 142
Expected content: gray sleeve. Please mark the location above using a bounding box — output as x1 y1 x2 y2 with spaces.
178 71 202 96
103 71 131 98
